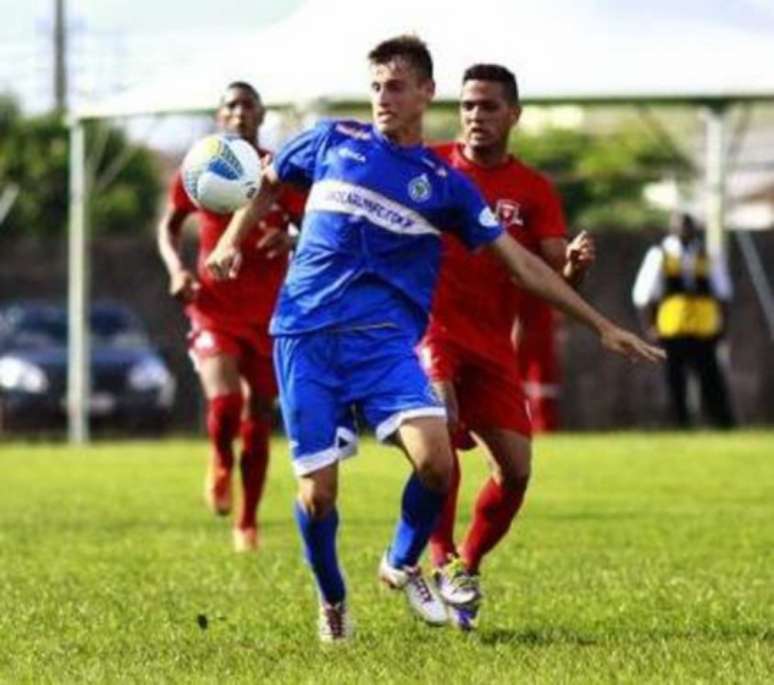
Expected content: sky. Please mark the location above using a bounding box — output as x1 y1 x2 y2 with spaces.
0 0 306 113
3 0 774 116
1 0 773 220
0 0 306 41
2 0 773 161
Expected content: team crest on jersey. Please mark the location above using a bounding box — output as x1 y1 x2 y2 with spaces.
408 174 432 202
495 199 524 227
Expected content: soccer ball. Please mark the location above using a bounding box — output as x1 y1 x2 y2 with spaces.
181 134 261 214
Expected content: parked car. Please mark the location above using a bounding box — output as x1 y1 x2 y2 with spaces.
0 300 176 433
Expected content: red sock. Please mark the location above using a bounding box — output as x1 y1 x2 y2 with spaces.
428 450 461 567
236 417 271 530
460 477 527 574
205 392 243 474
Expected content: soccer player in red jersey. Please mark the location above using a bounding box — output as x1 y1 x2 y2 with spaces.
157 82 304 552
421 64 595 627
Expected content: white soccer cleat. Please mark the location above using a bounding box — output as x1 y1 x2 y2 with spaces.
378 552 447 626
318 601 353 643
432 555 482 608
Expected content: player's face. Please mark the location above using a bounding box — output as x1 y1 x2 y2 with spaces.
460 80 521 152
369 59 435 139
216 87 265 142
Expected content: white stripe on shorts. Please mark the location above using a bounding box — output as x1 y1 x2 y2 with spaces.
375 406 447 443
292 427 358 477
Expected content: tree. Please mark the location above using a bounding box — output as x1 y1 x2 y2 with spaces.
0 97 161 237
514 125 691 230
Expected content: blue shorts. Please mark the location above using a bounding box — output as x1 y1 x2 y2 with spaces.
274 327 446 476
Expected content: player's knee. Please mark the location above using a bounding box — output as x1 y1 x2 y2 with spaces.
500 470 530 493
415 450 452 494
489 438 531 491
297 480 337 520
495 459 531 492
494 454 531 492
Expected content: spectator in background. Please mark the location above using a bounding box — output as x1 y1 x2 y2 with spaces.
632 212 735 428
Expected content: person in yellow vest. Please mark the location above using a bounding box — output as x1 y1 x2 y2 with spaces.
632 212 735 428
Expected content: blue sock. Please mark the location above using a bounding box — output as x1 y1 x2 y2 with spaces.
293 501 346 605
388 472 446 568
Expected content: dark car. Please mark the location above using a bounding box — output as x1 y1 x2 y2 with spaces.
0 300 176 433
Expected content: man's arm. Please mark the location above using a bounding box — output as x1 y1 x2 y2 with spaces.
206 165 283 280
254 185 306 259
157 206 199 302
488 232 663 362
563 231 595 287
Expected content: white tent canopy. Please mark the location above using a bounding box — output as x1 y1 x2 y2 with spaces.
74 0 774 119
66 0 774 442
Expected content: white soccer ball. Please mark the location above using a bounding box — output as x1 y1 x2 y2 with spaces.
181 134 261 214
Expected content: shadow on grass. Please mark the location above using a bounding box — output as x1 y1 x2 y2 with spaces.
529 511 647 522
478 628 599 647
478 625 774 647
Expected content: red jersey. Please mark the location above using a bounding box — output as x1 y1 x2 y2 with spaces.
169 160 305 330
426 142 566 365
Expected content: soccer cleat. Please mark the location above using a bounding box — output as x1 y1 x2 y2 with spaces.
318 601 353 643
432 555 482 608
378 552 447 626
232 526 258 553
204 464 232 516
447 602 480 632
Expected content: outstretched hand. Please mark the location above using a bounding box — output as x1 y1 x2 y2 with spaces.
205 243 242 280
600 325 666 363
566 230 596 277
169 269 200 303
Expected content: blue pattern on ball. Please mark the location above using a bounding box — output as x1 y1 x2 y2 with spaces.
208 157 240 181
181 134 256 209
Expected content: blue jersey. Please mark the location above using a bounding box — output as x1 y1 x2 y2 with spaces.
270 119 503 340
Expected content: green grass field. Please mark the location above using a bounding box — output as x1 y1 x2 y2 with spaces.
1 431 773 683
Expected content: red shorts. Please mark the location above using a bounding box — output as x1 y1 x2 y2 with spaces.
419 335 532 439
187 320 277 399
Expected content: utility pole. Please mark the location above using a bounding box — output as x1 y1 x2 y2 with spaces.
54 0 67 113
704 103 728 259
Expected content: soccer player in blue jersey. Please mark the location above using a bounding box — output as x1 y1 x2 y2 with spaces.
207 35 663 642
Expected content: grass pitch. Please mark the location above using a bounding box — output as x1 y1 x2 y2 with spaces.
1 431 773 683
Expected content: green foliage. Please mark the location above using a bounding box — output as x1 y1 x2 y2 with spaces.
0 97 161 237
1 432 773 683
515 125 690 230
0 95 20 136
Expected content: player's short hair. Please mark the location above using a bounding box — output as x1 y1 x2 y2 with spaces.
368 35 434 81
221 81 263 106
463 64 519 105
